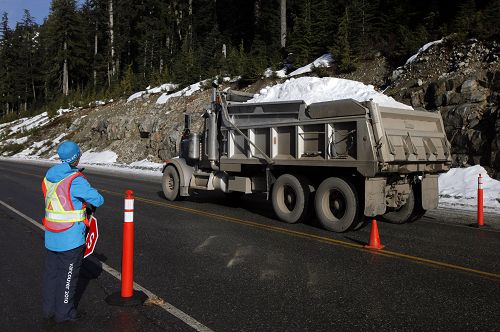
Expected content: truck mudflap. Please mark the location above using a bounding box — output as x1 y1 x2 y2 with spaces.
367 102 451 165
364 178 387 216
164 158 194 196
421 174 439 210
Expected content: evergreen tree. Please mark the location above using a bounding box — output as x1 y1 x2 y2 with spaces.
253 0 281 65
0 13 15 115
288 0 313 66
43 0 87 97
348 0 379 58
310 0 335 57
80 0 108 91
333 7 355 73
12 10 40 112
451 0 477 38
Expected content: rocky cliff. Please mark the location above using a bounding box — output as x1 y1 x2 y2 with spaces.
387 37 500 179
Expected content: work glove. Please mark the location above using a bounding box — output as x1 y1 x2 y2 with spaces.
86 204 96 217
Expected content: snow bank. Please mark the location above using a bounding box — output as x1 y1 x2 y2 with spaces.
439 165 500 212
80 150 118 164
248 77 413 109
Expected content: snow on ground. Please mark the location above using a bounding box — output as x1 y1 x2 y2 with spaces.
438 165 500 212
127 83 179 103
288 54 333 77
127 91 146 103
6 133 67 158
248 76 413 109
80 150 118 164
156 80 206 105
129 159 163 169
0 108 74 137
264 54 333 79
405 39 443 65
2 136 30 145
264 67 287 78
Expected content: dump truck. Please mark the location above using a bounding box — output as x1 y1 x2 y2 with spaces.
161 82 452 232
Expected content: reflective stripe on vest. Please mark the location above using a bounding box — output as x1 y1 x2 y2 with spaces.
42 172 86 232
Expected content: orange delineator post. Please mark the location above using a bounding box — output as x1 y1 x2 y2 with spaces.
477 174 484 227
365 219 385 250
121 189 135 298
105 189 146 306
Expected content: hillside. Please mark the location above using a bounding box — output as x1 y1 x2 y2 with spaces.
1 37 499 180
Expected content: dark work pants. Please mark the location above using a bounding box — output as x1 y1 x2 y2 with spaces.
42 245 84 322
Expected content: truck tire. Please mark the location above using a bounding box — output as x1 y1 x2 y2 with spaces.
314 177 359 232
381 187 421 224
162 165 181 201
409 185 426 222
272 174 311 224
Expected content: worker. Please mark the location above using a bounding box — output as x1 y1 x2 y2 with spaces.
41 141 104 323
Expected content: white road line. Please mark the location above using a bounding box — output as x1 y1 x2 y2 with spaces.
0 200 214 332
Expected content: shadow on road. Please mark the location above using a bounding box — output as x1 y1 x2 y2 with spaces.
155 190 371 239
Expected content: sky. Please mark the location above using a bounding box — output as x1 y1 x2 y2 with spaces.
0 0 52 27
2 0 88 28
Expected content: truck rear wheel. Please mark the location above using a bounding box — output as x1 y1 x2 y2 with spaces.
272 174 311 224
314 177 359 232
162 165 181 201
381 187 424 224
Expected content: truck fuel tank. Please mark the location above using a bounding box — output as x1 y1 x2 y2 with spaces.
188 133 200 160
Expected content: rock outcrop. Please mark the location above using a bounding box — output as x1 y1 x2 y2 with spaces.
388 37 500 179
69 91 210 164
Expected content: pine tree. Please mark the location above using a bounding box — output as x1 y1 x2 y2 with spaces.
288 0 313 66
452 0 476 38
0 13 15 115
253 0 281 66
348 0 378 58
333 7 355 73
80 0 108 92
310 0 335 57
43 0 88 97
11 10 40 113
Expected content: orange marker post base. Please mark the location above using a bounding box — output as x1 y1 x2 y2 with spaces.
365 219 385 250
106 190 147 307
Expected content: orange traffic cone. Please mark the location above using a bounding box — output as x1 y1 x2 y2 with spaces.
365 219 385 250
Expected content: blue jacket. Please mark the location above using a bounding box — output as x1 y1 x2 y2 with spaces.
44 163 104 252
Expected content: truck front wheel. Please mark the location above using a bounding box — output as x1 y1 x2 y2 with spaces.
314 177 359 232
162 165 181 201
272 174 311 224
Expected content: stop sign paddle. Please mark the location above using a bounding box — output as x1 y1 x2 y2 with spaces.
84 216 99 258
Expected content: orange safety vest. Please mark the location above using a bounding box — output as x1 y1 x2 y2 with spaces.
41 172 88 232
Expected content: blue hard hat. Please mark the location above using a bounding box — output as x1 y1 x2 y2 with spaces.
57 141 81 164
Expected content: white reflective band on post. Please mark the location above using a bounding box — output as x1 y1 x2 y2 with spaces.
124 211 134 222
125 199 134 210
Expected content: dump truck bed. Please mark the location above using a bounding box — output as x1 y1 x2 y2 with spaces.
219 95 451 176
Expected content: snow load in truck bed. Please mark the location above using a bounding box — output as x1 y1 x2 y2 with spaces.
247 77 413 110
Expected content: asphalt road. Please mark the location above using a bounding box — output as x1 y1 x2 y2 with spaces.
0 159 499 331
